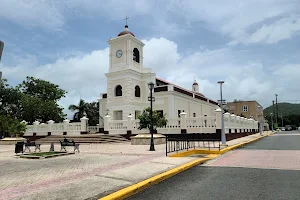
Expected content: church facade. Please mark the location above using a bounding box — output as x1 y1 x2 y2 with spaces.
98 25 219 129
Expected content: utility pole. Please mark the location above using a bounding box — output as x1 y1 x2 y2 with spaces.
0 40 4 84
275 94 279 126
272 100 276 129
218 81 226 145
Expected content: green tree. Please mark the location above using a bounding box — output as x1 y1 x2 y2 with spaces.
20 94 65 124
0 115 26 137
69 99 100 126
17 76 66 101
69 99 88 122
85 101 99 126
0 79 22 118
138 107 168 131
0 77 67 124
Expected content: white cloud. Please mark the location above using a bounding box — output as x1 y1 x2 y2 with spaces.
2 0 299 45
1 37 298 120
0 0 64 31
247 16 300 44
165 0 300 45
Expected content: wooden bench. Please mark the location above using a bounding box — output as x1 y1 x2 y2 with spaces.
60 139 80 152
24 139 41 153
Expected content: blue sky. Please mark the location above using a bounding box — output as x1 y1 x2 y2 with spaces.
1 0 300 118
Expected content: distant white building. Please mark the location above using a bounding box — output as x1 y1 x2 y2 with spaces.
98 25 219 129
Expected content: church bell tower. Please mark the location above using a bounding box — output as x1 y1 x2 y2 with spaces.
107 23 145 73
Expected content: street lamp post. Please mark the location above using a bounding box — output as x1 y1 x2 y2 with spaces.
270 113 274 131
217 81 226 145
148 82 155 151
257 106 263 136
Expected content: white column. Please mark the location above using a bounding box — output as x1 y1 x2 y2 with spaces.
236 116 240 132
104 115 111 131
224 113 230 133
127 114 133 130
180 112 187 129
47 120 54 134
33 121 40 134
215 108 222 129
231 114 236 132
80 116 89 132
63 119 70 134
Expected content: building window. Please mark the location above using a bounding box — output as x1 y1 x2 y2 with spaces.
133 48 140 63
178 110 181 117
242 105 248 112
193 113 196 117
135 85 141 97
115 85 122 96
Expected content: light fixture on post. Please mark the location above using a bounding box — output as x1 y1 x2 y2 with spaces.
217 81 226 145
148 82 155 151
257 105 263 136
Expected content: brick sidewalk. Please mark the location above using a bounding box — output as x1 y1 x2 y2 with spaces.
0 132 271 200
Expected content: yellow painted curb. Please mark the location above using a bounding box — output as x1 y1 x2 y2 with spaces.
168 131 275 157
99 155 218 200
99 131 275 200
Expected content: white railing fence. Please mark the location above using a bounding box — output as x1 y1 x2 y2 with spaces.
103 109 259 135
24 117 89 136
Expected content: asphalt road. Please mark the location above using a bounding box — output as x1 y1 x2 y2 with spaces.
128 130 300 200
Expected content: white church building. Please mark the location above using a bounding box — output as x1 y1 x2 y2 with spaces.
23 25 258 137
98 25 221 133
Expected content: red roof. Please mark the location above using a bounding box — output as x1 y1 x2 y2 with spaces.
155 77 204 97
118 25 135 37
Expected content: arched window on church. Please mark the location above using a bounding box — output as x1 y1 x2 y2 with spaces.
133 48 140 63
115 85 122 96
135 85 141 97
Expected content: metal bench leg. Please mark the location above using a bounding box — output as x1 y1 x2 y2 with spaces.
25 146 30 153
74 145 80 153
61 146 66 152
35 145 41 152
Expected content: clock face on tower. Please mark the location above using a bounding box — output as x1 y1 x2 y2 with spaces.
116 50 123 58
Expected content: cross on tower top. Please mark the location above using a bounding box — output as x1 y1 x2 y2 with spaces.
124 16 129 27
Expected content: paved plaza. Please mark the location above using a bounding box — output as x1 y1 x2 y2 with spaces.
0 142 198 200
0 132 271 200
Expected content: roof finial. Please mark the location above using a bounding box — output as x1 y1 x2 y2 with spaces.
194 76 196 82
124 16 129 28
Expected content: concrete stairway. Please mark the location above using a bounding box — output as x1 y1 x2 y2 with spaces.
35 134 129 144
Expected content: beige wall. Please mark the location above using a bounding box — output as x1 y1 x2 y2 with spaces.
228 101 263 120
153 92 218 118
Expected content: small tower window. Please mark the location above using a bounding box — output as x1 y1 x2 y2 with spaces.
135 85 141 97
115 85 122 96
133 48 140 63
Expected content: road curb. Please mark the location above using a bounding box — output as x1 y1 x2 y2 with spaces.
169 131 275 157
99 155 218 200
99 131 275 200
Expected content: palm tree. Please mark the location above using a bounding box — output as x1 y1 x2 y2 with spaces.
68 99 88 122
85 101 99 126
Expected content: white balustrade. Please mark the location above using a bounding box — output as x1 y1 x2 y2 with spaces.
108 120 128 130
24 119 88 136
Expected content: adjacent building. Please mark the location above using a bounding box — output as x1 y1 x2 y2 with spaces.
226 100 263 121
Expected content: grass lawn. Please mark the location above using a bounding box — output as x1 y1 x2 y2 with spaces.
27 151 65 157
19 151 74 159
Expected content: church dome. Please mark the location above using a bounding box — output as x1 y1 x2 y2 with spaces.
118 25 135 37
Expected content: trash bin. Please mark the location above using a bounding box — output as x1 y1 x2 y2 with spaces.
15 142 24 154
